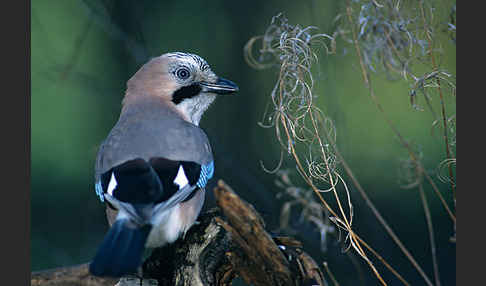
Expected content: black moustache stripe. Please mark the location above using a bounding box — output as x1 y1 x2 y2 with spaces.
172 83 202 104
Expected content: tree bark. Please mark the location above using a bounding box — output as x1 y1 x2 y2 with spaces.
31 180 325 286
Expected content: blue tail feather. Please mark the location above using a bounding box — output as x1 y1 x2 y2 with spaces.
89 219 152 277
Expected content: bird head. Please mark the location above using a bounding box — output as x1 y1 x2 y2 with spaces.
124 52 239 125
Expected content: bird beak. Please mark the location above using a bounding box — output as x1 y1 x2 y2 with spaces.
199 77 239 95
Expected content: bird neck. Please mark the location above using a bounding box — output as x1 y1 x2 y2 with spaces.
121 92 215 126
174 93 216 126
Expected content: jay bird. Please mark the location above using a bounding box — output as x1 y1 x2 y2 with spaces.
89 52 238 277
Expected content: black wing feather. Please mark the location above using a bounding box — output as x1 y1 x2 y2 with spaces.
100 158 163 204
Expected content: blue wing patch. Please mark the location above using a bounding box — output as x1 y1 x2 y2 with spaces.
95 181 104 202
196 161 214 188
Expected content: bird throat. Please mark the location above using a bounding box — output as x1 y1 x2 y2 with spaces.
174 91 216 126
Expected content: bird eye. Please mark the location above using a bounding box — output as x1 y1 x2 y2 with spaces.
176 68 190 80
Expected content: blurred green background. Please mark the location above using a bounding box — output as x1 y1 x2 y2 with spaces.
31 1 456 285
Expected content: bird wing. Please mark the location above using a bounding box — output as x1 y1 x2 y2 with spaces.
95 156 214 224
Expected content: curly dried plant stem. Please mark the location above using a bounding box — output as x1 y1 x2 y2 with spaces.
383 2 456 224
345 3 456 226
418 183 441 286
245 13 415 285
324 119 446 286
345 3 436 286
306 77 353 231
383 29 440 121
324 133 411 286
280 116 387 286
419 0 456 209
278 68 414 286
276 64 388 286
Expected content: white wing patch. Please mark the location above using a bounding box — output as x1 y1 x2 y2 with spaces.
107 172 117 196
174 165 189 189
